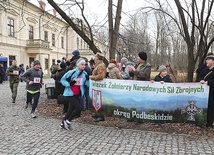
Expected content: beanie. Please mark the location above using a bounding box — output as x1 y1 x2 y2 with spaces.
138 52 147 61
158 65 167 73
60 62 66 69
72 50 80 56
33 60 41 66
110 59 117 64
120 57 128 65
96 53 104 60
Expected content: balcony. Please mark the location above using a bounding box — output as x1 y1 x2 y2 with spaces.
26 39 50 49
26 39 50 54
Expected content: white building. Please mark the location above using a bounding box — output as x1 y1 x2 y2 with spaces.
0 0 108 75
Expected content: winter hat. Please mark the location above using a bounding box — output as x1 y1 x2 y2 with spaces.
110 59 117 64
76 58 86 67
138 52 147 61
120 57 128 65
205 54 214 60
96 53 104 60
33 60 41 66
72 50 80 56
158 65 167 73
60 62 66 69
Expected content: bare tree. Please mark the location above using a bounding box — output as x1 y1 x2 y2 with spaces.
138 0 214 81
108 0 123 60
173 0 214 81
47 0 101 55
120 13 151 61
47 0 123 61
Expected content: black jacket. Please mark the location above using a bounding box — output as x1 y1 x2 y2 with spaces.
198 67 214 105
196 63 207 81
84 63 92 75
153 74 172 83
66 55 81 71
55 68 66 95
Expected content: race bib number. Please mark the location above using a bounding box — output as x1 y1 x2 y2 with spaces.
75 78 83 86
13 70 19 75
34 77 41 83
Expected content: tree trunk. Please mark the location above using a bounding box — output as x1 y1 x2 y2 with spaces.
108 0 123 60
108 0 113 60
187 45 195 82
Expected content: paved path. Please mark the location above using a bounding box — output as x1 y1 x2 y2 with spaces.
0 79 214 155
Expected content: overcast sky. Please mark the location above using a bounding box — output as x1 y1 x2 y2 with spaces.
30 0 146 26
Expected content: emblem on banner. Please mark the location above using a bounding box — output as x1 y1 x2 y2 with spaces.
92 89 102 112
181 100 202 121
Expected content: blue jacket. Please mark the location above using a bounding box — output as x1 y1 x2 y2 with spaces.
60 68 89 97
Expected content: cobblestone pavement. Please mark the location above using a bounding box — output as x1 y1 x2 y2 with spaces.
0 79 214 155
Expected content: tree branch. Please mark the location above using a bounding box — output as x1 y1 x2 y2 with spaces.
47 0 101 54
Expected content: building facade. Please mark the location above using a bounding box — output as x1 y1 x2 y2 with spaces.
0 0 108 75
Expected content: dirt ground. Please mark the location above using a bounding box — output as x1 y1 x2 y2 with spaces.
37 99 214 140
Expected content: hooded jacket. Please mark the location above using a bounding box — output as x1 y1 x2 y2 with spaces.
107 63 122 79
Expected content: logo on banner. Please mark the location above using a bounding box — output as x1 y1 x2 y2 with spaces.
92 89 102 112
181 100 202 121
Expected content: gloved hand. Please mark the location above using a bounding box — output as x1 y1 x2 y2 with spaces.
70 80 76 86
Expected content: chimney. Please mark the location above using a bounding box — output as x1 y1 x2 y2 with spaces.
38 1 46 10
53 9 56 16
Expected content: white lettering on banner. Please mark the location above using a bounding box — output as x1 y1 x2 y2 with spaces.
113 109 173 120
34 77 41 83
132 111 173 120
114 109 131 118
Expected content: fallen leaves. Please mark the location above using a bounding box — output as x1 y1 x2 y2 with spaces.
38 99 214 140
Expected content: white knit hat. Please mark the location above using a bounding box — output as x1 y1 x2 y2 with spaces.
120 57 128 65
158 65 167 72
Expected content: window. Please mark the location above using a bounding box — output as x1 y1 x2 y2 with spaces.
61 37 64 48
8 18 14 37
52 33 55 46
29 57 34 67
9 55 16 66
77 37 79 49
80 39 82 49
45 58 48 70
44 31 48 41
52 59 55 65
29 25 34 39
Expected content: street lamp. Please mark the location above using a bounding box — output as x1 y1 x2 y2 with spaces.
117 44 122 62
